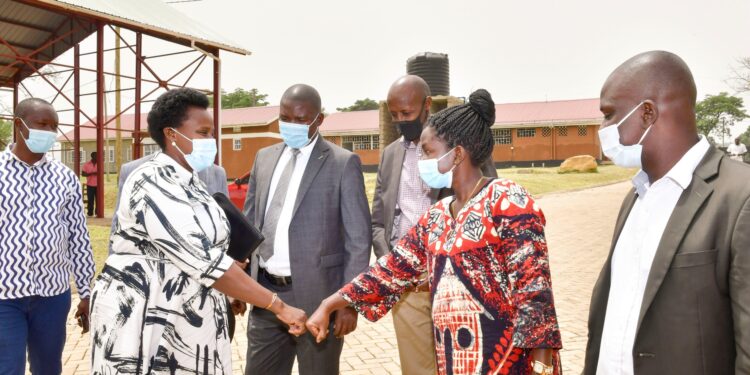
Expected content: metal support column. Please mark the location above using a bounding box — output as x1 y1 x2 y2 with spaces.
95 23 105 218
73 43 81 175
133 32 142 160
213 49 220 165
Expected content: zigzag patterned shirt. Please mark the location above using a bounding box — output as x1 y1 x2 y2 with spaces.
0 147 95 299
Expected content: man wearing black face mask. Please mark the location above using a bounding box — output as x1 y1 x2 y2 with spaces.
371 75 497 374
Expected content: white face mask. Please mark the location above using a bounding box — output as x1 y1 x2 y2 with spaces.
597 101 654 168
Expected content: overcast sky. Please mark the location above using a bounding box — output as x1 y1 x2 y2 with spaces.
162 0 750 137
4 0 750 138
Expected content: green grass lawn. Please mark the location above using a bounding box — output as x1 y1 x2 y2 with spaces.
86 165 636 273
497 165 637 196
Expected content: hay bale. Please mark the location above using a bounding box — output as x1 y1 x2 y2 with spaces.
558 155 598 174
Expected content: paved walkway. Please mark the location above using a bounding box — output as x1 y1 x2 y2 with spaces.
46 181 632 375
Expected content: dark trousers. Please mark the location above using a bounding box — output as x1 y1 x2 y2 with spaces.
0 289 71 375
245 273 343 375
86 185 97 216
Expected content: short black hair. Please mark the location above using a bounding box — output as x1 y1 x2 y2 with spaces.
15 97 53 119
90 152 97 159
147 88 209 148
427 89 495 166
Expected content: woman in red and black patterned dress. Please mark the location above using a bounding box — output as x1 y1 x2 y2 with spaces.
307 89 562 375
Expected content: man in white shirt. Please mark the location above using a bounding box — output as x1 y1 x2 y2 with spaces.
242 84 371 375
584 51 750 375
727 137 747 162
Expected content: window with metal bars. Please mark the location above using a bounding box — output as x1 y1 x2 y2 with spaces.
578 125 588 136
342 134 379 150
517 128 536 138
492 129 511 144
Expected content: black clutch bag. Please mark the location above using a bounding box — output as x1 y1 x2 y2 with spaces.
212 193 264 262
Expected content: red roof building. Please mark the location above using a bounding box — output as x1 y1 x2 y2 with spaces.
60 98 603 178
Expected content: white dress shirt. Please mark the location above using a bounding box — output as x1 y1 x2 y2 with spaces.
260 135 319 276
597 137 710 375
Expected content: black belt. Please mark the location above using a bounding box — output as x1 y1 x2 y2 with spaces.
261 268 292 286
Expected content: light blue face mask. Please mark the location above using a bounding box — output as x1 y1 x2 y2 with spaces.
279 113 319 149
18 118 56 154
418 148 457 189
171 128 217 172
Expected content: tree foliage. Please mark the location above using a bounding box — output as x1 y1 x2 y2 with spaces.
0 119 11 150
729 57 750 93
695 92 748 144
739 126 750 146
209 88 269 109
336 98 379 112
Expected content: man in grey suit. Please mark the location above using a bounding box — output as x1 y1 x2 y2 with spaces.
584 51 750 374
242 84 371 375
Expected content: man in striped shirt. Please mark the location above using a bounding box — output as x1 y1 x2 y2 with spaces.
0 98 95 374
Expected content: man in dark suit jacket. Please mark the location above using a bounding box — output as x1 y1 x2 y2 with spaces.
584 51 750 374
371 75 498 374
242 84 371 375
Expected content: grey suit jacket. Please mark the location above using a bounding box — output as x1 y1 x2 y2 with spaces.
584 147 750 375
371 139 498 257
111 154 229 250
242 138 372 314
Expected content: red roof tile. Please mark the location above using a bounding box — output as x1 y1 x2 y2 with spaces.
494 98 601 125
59 106 280 141
320 110 379 134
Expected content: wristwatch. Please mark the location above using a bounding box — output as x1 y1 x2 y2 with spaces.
532 360 553 375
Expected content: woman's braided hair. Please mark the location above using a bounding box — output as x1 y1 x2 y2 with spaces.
427 89 495 166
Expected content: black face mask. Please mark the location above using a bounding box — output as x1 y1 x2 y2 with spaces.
394 101 427 142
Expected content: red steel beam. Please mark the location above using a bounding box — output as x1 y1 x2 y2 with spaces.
78 46 128 57
182 55 206 87
144 49 196 60
50 71 74 104
4 40 39 51
0 52 188 90
134 32 142 160
164 53 204 83
213 49 220 163
74 43 81 176
110 24 165 88
95 23 104 218
12 79 17 143
15 55 96 126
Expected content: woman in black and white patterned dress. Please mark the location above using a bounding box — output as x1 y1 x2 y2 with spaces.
90 88 307 374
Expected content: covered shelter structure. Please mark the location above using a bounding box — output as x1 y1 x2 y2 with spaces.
0 0 249 217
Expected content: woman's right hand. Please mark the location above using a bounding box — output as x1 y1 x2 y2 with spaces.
306 303 332 343
273 302 307 337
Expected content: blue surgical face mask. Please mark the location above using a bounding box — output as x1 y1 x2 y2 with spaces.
597 101 653 168
18 118 57 154
171 128 217 172
279 113 319 149
418 148 457 189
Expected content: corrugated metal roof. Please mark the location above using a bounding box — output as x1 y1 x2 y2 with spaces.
0 0 95 86
0 0 249 87
37 0 250 55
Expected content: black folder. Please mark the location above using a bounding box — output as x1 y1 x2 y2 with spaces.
212 193 264 262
